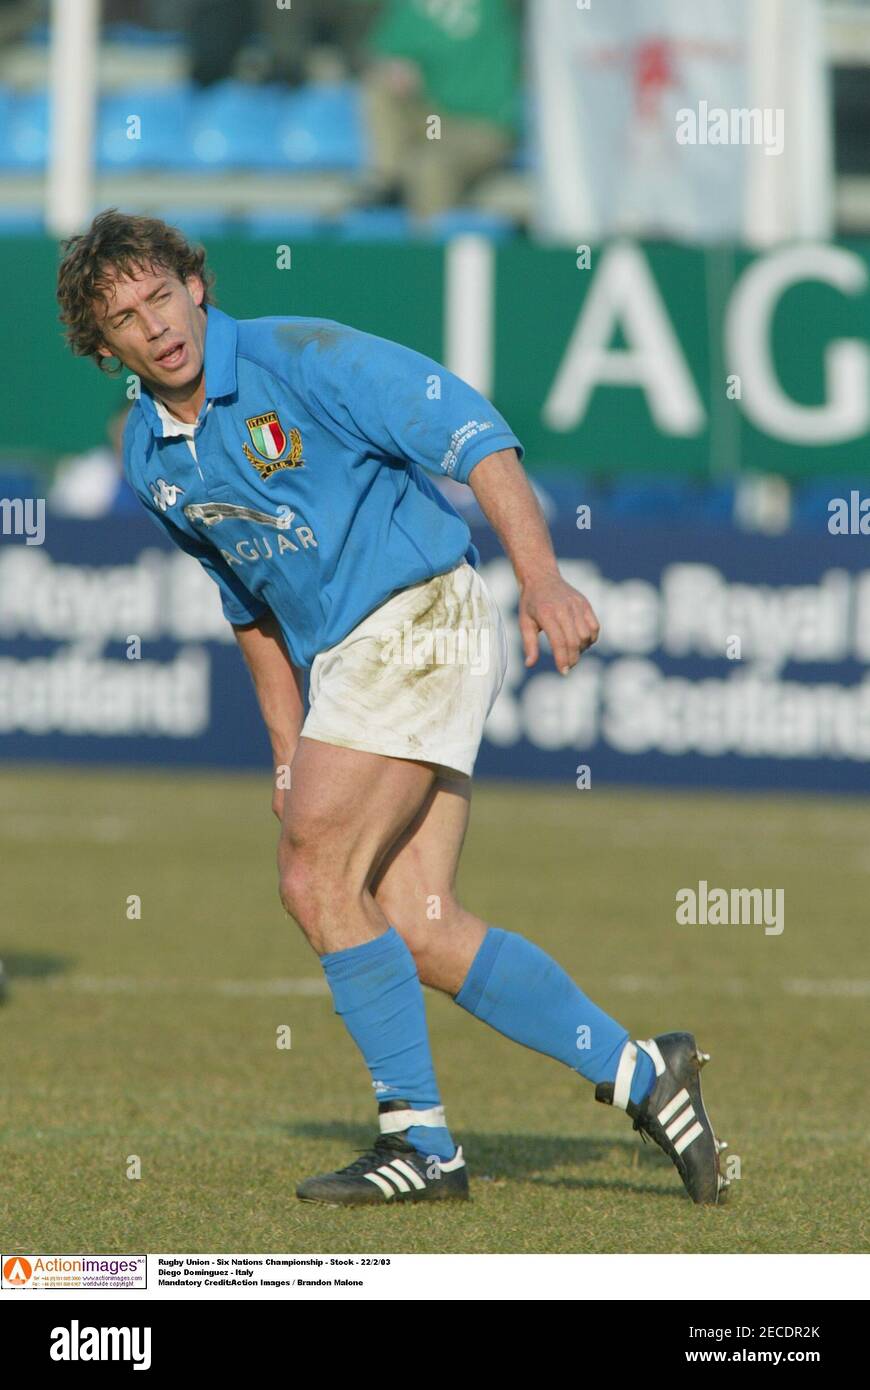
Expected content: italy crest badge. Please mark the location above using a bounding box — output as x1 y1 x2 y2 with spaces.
243 412 305 479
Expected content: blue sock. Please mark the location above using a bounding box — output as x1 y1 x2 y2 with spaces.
454 927 655 1105
321 925 456 1161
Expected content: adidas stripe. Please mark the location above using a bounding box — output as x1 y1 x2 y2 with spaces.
388 1159 427 1190
363 1160 426 1198
656 1088 704 1153
673 1121 704 1155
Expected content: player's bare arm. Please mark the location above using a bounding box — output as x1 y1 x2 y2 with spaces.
233 611 304 820
468 446 600 675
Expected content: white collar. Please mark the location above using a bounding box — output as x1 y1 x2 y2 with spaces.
153 395 212 437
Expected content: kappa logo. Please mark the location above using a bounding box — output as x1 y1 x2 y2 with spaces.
50 1320 151 1372
149 477 184 512
243 411 305 480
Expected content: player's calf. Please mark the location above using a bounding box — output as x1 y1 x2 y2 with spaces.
374 892 488 994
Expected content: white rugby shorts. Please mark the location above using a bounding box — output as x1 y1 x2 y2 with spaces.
300 560 507 777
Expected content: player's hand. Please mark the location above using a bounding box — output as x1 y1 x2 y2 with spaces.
519 574 600 675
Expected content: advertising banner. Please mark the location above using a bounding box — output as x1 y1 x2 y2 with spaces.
1 514 868 792
529 0 831 246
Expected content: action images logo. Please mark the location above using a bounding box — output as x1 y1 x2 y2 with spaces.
1 1252 147 1289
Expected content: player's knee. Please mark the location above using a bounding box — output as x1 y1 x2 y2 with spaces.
278 861 303 923
278 844 363 931
277 850 326 926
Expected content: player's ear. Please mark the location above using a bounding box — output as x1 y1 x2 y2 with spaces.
185 273 205 307
96 341 113 360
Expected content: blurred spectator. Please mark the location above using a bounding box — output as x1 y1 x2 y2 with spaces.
100 0 164 24
0 0 43 47
359 0 521 219
187 0 377 89
102 0 193 27
49 404 138 518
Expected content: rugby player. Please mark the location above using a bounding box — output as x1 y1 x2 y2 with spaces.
56 210 727 1206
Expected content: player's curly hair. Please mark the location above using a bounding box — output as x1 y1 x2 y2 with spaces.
56 208 216 374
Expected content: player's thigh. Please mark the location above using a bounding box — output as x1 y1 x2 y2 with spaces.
370 773 472 933
279 735 437 888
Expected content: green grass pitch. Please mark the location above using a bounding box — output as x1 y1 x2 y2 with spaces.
1 766 866 1254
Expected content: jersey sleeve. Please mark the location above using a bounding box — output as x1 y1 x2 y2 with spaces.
141 503 270 627
302 325 524 484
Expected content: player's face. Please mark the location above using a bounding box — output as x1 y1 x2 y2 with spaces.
95 265 206 397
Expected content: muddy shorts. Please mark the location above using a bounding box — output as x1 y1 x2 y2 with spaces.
300 560 508 778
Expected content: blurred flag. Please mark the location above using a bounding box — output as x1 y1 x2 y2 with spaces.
530 0 832 246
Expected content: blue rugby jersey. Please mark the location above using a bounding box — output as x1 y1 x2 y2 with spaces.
123 305 523 669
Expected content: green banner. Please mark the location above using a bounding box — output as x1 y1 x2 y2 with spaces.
7 235 870 477
494 239 870 477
